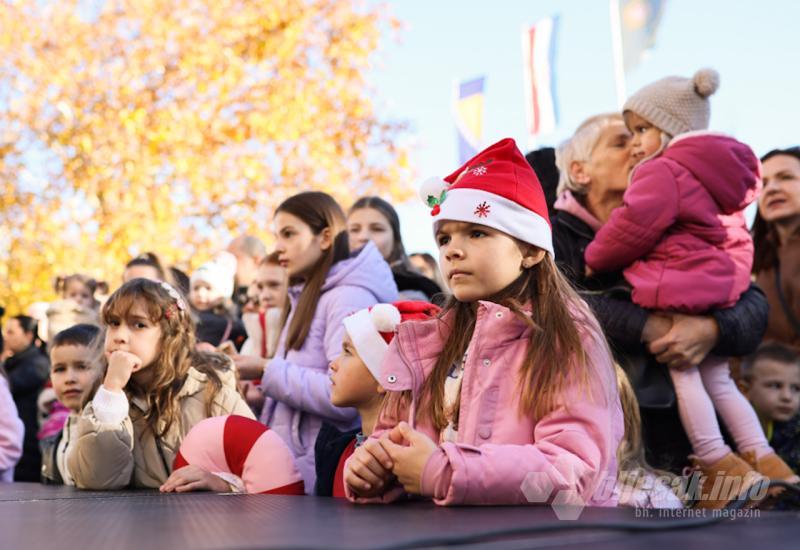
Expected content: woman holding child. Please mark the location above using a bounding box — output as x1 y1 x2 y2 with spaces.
551 75 771 487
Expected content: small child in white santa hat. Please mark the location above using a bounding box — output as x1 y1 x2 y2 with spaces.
190 252 246 349
314 301 439 497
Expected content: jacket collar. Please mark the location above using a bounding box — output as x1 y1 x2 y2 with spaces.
553 191 602 233
380 301 532 393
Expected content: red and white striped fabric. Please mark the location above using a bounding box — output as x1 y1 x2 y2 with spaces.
174 415 304 495
522 15 560 138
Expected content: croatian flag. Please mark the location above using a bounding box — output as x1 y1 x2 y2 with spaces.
454 77 485 164
522 16 560 138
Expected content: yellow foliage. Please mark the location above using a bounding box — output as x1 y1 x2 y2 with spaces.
0 0 412 315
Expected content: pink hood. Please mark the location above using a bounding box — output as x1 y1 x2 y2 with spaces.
652 132 761 214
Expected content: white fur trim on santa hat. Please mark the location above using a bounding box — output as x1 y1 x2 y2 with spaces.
343 308 391 381
432 188 553 255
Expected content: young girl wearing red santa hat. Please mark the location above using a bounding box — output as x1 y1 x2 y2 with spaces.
344 138 624 506
314 301 439 497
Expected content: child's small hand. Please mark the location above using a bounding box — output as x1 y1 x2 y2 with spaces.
584 265 595 278
381 422 438 495
344 438 395 497
159 465 232 493
104 351 142 392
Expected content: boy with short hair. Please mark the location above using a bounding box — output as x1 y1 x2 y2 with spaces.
740 343 800 474
40 324 101 485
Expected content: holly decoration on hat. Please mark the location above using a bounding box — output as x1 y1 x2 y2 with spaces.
427 190 447 216
419 176 450 217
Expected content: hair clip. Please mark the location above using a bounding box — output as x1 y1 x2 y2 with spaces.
160 281 187 313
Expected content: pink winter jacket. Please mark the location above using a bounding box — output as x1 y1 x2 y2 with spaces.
584 132 761 313
346 300 624 506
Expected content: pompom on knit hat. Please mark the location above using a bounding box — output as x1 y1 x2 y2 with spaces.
418 137 553 255
191 251 238 300
623 68 720 137
343 301 439 381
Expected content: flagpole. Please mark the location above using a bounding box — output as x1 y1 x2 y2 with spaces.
609 0 627 108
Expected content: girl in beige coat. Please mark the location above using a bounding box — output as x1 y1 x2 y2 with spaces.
68 279 254 491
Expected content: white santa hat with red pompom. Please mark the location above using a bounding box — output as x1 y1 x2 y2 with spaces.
343 301 439 381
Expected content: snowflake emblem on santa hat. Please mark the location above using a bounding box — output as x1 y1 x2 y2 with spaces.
474 201 491 218
471 165 487 176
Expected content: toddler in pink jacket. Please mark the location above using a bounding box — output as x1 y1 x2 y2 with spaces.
585 69 797 507
344 138 624 507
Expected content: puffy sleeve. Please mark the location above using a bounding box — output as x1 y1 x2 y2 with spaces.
585 161 679 273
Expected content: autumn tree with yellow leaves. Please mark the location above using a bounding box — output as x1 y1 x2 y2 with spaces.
0 0 410 315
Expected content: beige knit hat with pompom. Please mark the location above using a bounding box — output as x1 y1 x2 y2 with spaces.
623 68 720 137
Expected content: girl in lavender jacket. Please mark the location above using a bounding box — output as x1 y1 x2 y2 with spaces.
345 138 623 506
585 69 797 507
257 192 398 493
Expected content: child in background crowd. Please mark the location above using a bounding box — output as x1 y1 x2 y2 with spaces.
40 324 102 485
68 278 253 490
409 253 447 293
345 138 623 507
315 301 438 497
123 252 167 283
584 69 796 507
190 252 246 349
740 343 800 474
237 252 288 414
47 274 100 342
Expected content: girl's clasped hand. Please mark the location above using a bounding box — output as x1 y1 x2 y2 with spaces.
346 422 438 497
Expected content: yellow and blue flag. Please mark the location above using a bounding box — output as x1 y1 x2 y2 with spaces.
454 77 485 164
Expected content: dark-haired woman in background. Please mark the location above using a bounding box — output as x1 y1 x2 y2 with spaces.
753 147 800 349
348 196 442 301
1 315 49 480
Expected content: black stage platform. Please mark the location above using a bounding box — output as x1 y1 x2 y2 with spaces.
1 483 798 549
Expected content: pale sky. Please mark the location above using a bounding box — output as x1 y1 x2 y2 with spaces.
367 0 800 255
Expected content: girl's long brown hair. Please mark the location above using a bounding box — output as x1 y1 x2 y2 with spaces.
615 363 682 502
417 255 599 430
276 192 350 351
101 278 229 437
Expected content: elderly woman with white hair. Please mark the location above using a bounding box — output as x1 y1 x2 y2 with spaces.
551 112 770 473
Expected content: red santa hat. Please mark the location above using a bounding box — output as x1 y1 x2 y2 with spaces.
418 137 553 255
342 301 439 381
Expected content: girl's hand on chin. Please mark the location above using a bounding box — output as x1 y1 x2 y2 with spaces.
104 350 142 392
